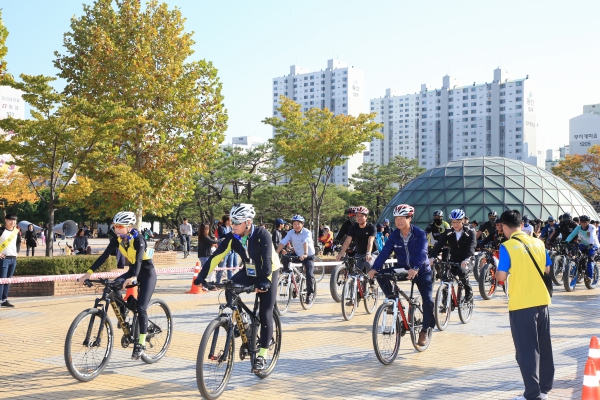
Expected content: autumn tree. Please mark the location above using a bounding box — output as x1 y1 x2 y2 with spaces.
264 96 383 242
0 166 38 218
54 0 227 227
552 145 600 202
0 10 9 78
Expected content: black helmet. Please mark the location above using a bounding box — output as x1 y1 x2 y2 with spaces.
563 212 572 220
433 210 443 217
495 218 502 224
580 215 591 222
488 210 497 217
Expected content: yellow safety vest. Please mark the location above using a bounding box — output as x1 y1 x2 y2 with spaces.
117 236 152 264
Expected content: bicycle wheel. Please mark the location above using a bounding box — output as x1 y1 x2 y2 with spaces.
196 317 234 400
253 310 282 379
563 260 578 292
473 253 484 281
409 297 431 352
313 256 325 283
275 272 291 315
141 299 173 364
64 308 114 382
585 263 600 290
457 287 474 324
478 264 496 300
299 277 315 310
551 255 564 286
167 243 175 251
372 302 401 365
363 279 379 314
329 264 347 303
434 284 451 331
341 278 357 321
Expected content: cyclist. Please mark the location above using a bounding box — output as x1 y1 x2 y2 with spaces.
368 204 433 346
336 206 357 243
480 218 507 248
319 225 334 256
547 212 577 244
275 214 316 304
194 203 279 372
424 210 450 247
564 215 599 282
79 211 155 360
429 209 476 302
476 210 498 240
521 215 534 236
382 219 392 237
540 216 557 247
336 206 377 272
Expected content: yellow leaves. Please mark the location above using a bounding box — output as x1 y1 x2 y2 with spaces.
0 167 37 205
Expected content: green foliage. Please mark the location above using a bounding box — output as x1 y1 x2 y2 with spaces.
0 10 9 78
552 145 600 203
15 255 116 276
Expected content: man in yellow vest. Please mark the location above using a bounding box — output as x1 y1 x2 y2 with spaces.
496 210 553 400
0 213 21 309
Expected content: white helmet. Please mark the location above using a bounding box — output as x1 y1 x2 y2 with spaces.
393 204 414 217
113 211 136 226
230 203 256 223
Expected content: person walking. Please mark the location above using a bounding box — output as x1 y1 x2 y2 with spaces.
24 224 38 256
0 214 22 308
496 209 554 400
179 217 193 259
216 215 237 283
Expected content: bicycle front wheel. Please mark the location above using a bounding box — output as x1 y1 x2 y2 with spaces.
551 255 564 286
64 308 114 382
473 253 484 281
254 311 282 379
341 278 357 321
363 279 379 314
434 284 451 331
141 299 173 364
409 298 430 352
563 260 578 292
478 264 496 300
313 256 325 283
329 264 347 303
196 317 234 400
458 287 474 324
300 277 315 310
276 272 291 315
372 302 401 365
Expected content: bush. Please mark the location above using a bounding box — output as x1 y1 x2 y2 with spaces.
15 255 117 276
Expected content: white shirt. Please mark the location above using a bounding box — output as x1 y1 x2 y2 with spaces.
454 229 463 241
179 223 193 236
0 228 19 257
521 224 534 236
280 227 315 256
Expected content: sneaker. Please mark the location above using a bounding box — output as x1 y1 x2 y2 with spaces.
417 331 429 346
253 356 267 372
307 293 314 304
464 291 473 302
132 343 145 360
345 299 354 306
541 393 549 400
2 300 14 308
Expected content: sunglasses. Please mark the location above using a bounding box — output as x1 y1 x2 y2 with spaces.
231 220 246 226
113 224 127 229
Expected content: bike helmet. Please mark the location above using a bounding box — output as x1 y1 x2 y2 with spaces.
495 218 502 224
355 206 369 215
346 206 356 215
113 211 136 226
488 210 497 217
563 212 572 220
433 210 444 217
547 216 555 222
522 215 530 222
230 203 256 223
449 209 465 220
580 215 590 222
291 215 305 223
376 223 383 229
383 219 389 223
393 204 414 217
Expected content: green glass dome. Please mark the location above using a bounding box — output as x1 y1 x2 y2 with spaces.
379 157 600 227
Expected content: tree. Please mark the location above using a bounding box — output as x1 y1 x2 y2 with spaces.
54 0 228 227
350 155 425 219
0 10 9 78
264 96 383 242
552 145 600 202
0 166 38 218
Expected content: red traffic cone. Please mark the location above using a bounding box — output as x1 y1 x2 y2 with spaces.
186 262 202 294
582 358 600 400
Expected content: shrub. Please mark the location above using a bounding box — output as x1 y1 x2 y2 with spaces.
15 255 117 276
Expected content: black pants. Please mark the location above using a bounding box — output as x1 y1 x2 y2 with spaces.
509 305 554 399
283 254 315 296
119 267 157 335
26 246 35 256
229 270 279 349
323 246 334 256
450 263 472 298
181 234 190 253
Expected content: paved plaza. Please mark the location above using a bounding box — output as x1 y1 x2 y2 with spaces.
0 255 598 399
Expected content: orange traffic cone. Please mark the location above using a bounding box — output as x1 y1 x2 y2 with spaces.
186 262 202 294
590 337 600 367
582 358 600 400
124 284 138 300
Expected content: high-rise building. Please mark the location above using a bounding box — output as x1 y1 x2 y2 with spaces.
221 135 265 151
272 59 365 185
369 68 540 168
569 103 600 156
545 145 569 171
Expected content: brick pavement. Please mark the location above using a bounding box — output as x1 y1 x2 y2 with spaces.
0 267 598 399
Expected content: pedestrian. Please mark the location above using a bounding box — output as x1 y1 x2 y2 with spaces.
318 224 324 238
197 222 218 288
216 215 237 283
40 227 46 246
496 209 554 400
0 213 21 308
382 218 391 237
24 224 38 256
72 228 91 254
271 218 286 249
179 217 193 259
319 225 334 255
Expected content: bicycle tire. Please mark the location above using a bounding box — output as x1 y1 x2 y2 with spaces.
409 297 430 352
167 243 175 251
372 302 401 365
196 317 234 400
434 284 450 331
473 253 484 281
254 310 282 379
64 308 114 382
478 264 496 300
275 272 291 315
363 279 378 314
563 260 577 292
341 278 357 321
457 286 474 324
551 255 564 286
585 263 600 290
141 299 173 364
299 276 315 310
313 256 325 283
329 264 347 303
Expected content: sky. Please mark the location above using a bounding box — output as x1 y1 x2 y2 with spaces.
2 0 599 151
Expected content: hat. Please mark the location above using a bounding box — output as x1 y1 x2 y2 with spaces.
323 225 330 230
275 218 286 225
376 223 383 229
383 219 390 223
5 213 17 220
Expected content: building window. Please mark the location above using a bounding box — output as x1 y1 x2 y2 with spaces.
516 97 522 101
463 96 468 100
462 110 468 115
274 81 278 85
516 105 522 109
471 102 477 106
516 81 523 86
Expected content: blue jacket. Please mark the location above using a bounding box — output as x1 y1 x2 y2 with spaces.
372 225 430 273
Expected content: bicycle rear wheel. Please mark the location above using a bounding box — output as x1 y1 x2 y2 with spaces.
372 302 401 365
563 260 577 292
363 279 379 314
275 272 291 315
585 263 599 290
299 277 315 310
313 256 325 283
196 317 234 400
329 264 347 303
458 287 474 324
141 299 173 364
64 308 114 382
409 297 430 352
341 278 357 321
434 284 450 331
253 311 282 379
551 255 564 286
478 264 496 300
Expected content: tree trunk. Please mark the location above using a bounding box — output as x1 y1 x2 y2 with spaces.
46 199 55 257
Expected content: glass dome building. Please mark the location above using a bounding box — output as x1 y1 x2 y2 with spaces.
379 157 600 228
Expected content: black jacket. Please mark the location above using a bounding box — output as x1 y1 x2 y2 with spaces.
429 226 476 262
0 227 21 253
25 230 38 247
197 235 218 258
90 234 153 278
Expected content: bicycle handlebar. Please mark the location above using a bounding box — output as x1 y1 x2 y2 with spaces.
377 268 409 281
340 255 367 262
83 279 140 289
211 281 256 294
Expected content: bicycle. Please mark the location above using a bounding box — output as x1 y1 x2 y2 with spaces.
64 279 173 382
549 241 568 286
563 243 600 292
196 281 281 399
477 249 506 300
434 261 474 331
275 254 316 314
340 256 379 320
329 249 358 302
372 269 432 365
283 248 325 283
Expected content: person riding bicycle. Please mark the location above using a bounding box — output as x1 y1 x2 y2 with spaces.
336 206 377 272
479 218 507 249
336 206 357 243
382 219 392 237
521 215 534 236
194 203 279 372
429 209 476 302
547 212 578 244
564 215 599 282
319 225 334 256
476 210 498 240
540 216 557 249
424 210 450 248
367 204 434 346
79 211 156 360
275 214 317 304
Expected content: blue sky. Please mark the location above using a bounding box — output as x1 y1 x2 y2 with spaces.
2 0 599 151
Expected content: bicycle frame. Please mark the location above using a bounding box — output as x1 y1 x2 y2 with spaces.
378 281 416 335
439 263 463 310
